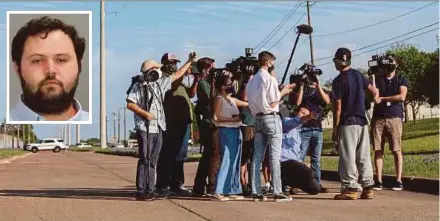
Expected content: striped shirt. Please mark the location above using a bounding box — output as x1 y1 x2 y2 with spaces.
126 76 172 133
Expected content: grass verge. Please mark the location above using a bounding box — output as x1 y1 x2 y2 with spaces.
308 154 439 179
0 149 27 160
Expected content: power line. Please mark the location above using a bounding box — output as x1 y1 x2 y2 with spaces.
315 22 440 62
314 1 438 37
268 12 307 51
254 2 302 52
316 27 439 67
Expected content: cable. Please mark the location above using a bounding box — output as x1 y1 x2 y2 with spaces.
314 22 440 62
254 2 302 52
314 1 438 37
268 12 307 51
315 27 439 67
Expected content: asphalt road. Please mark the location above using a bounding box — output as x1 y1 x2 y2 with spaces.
0 151 438 221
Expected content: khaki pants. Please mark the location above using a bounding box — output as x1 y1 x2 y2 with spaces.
371 117 403 152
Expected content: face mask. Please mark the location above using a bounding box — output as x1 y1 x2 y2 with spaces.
268 64 275 73
385 65 397 74
225 85 236 94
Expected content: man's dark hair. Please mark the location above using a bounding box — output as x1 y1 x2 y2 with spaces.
196 57 215 72
258 51 276 66
11 16 86 71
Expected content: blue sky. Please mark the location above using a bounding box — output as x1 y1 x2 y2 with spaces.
0 1 438 143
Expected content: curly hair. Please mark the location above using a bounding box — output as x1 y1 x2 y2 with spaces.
11 16 86 72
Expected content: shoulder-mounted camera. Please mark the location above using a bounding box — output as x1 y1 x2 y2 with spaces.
368 54 398 75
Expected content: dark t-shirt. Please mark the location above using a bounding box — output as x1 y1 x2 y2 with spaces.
164 83 193 123
373 74 408 119
301 89 326 129
331 68 369 126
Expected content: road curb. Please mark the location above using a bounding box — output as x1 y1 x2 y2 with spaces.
321 170 439 195
0 152 32 164
94 150 201 163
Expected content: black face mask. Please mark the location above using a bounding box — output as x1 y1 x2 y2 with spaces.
163 64 178 74
385 65 397 74
268 64 275 73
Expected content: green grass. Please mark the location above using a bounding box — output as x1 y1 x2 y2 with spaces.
69 147 102 152
307 154 439 179
322 118 439 155
0 149 27 160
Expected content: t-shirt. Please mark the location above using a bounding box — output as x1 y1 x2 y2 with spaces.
331 68 369 126
164 83 193 123
194 79 211 117
300 89 326 129
373 74 408 119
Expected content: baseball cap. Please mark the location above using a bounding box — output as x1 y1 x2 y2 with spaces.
334 48 352 62
161 53 181 64
197 57 215 69
140 60 162 72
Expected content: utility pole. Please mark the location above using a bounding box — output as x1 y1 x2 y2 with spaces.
117 110 121 144
100 0 107 149
113 112 116 144
76 124 80 144
306 1 315 65
3 119 6 148
123 107 127 142
106 116 108 144
27 124 30 144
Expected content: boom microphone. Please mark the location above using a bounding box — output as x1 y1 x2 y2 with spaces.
296 24 313 35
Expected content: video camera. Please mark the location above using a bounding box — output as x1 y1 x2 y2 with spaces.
289 63 322 85
126 69 161 95
225 48 259 82
367 54 397 75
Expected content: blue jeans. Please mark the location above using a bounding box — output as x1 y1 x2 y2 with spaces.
299 128 323 184
251 114 283 195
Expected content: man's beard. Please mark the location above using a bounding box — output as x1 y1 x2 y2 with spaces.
19 74 79 115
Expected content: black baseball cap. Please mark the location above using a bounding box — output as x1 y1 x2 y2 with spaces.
334 48 351 62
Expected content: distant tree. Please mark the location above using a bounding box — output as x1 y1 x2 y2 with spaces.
420 48 439 107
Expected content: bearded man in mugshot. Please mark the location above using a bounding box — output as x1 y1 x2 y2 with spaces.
9 16 88 122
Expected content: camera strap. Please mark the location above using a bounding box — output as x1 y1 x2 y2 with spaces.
145 82 164 112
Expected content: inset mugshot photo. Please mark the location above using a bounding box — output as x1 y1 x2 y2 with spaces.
6 11 92 124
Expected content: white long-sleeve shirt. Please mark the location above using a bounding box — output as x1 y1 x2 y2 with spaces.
245 68 281 117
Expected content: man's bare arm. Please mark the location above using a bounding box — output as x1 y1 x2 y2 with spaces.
379 86 407 102
127 102 154 121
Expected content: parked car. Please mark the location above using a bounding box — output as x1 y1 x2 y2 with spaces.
76 143 92 148
25 138 68 153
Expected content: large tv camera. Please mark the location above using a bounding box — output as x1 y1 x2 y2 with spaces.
225 48 259 82
289 63 322 85
367 54 397 76
126 68 161 95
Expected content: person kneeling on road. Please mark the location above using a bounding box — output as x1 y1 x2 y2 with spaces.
280 106 321 195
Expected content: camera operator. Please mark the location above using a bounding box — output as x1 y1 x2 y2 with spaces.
155 53 201 196
331 48 378 200
245 51 295 202
126 52 197 201
292 68 330 193
192 57 218 196
370 54 408 191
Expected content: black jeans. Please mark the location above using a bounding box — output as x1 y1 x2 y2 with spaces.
136 129 163 194
281 160 320 195
193 118 214 194
157 122 190 191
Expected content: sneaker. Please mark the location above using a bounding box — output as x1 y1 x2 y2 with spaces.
392 181 404 191
228 195 245 200
171 187 192 196
320 185 329 193
253 194 267 202
360 186 374 200
373 182 383 191
289 188 300 195
274 193 292 202
212 193 229 201
135 192 155 201
334 188 358 200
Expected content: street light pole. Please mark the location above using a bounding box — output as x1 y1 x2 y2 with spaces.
100 0 107 149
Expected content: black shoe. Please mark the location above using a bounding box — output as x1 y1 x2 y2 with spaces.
373 182 383 191
392 181 404 191
252 194 267 202
242 185 252 196
320 185 329 193
191 189 205 197
135 192 155 201
154 188 171 200
274 193 292 202
289 188 300 195
171 187 192 196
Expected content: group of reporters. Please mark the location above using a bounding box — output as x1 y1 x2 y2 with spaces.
126 46 408 202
